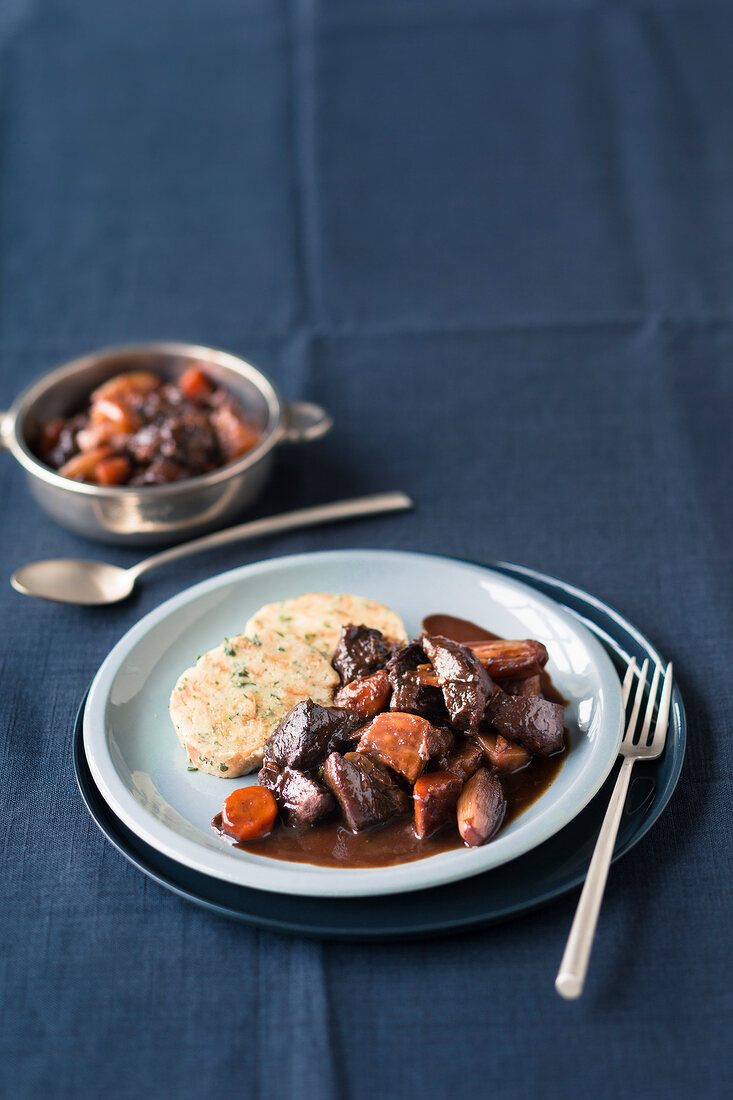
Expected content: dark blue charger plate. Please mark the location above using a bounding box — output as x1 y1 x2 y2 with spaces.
72 560 686 940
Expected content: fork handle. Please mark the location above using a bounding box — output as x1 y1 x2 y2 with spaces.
555 756 635 999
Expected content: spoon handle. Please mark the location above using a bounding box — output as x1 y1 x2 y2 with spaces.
129 492 414 579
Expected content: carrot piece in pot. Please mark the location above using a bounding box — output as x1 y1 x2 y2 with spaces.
95 455 133 486
179 365 215 403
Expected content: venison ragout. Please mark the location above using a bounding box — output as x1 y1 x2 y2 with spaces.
35 365 261 486
208 606 567 866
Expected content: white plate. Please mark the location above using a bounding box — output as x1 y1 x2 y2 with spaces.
83 549 624 897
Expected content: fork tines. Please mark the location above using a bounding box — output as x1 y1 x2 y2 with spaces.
621 658 673 751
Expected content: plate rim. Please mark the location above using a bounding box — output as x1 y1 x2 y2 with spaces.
73 557 686 940
82 548 625 897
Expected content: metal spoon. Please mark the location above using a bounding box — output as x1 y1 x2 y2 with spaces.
10 491 413 606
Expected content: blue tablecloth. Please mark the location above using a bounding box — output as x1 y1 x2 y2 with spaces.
1 2 731 1096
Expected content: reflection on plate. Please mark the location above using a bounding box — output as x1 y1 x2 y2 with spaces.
83 550 624 897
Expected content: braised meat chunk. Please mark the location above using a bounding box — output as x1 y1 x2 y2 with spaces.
127 408 219 478
323 751 410 831
420 634 494 734
263 700 362 771
258 762 335 827
438 740 484 783
486 691 565 757
332 624 390 684
356 711 453 783
386 642 448 724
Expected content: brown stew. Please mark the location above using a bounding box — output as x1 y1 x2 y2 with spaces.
216 614 569 868
35 365 261 486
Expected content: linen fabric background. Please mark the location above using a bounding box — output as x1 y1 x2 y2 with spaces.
0 1 731 1097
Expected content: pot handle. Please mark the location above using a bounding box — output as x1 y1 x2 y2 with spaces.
281 401 333 443
0 412 11 454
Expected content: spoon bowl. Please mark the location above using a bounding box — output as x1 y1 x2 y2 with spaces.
11 560 134 605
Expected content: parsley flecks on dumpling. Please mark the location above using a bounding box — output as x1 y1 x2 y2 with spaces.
244 593 407 659
169 629 339 777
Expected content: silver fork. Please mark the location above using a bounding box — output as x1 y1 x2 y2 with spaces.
555 657 674 999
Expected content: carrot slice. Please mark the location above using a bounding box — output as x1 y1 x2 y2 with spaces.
179 365 214 403
95 455 132 486
221 786 278 842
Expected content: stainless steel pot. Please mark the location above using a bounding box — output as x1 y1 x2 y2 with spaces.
0 342 332 545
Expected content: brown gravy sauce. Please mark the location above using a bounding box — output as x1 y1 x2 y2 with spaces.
214 811 463 868
223 613 568 868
